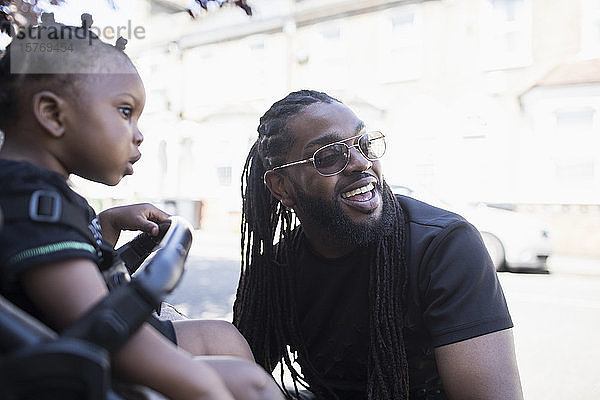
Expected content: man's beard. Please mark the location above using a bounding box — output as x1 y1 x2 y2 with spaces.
292 178 396 248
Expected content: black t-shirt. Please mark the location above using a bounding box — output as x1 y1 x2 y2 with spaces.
292 195 513 399
0 159 104 320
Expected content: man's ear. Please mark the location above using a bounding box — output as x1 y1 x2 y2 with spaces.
264 170 295 208
32 90 66 138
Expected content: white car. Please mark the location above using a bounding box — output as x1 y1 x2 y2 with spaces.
390 185 552 272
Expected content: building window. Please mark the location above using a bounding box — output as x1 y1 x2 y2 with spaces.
158 140 168 175
581 0 600 58
216 166 232 186
378 8 422 82
479 0 532 70
552 106 597 181
555 108 596 130
307 22 346 89
555 160 595 180
250 42 265 52
245 38 267 97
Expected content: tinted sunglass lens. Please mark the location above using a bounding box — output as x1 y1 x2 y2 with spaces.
314 144 348 175
361 132 386 159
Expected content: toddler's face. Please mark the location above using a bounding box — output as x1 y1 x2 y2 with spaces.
61 63 146 185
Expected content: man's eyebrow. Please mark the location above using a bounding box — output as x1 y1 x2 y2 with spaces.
304 132 343 150
304 121 366 151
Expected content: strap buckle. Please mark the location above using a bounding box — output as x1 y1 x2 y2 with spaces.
29 190 61 223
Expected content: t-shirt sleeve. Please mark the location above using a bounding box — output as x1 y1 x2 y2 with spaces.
0 163 104 318
419 221 513 347
0 220 99 283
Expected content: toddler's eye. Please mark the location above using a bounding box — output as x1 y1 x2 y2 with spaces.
119 106 133 119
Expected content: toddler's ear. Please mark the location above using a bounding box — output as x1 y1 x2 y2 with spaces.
32 91 66 138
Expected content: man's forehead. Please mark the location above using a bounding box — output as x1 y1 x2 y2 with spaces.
289 102 360 133
302 100 355 119
287 102 364 148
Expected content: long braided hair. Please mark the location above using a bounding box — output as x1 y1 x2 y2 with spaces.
233 90 410 399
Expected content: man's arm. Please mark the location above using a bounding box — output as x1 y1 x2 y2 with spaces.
434 329 524 400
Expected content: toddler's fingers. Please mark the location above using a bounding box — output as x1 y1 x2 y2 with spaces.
143 204 170 222
149 224 160 236
136 217 160 235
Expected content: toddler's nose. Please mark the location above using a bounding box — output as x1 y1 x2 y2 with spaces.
134 129 143 146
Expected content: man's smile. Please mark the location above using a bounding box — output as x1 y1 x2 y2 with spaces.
338 177 381 214
341 182 374 199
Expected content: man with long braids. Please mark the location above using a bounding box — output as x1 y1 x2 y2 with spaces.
233 90 523 400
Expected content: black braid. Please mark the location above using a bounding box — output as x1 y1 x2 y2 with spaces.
366 184 410 400
234 90 410 399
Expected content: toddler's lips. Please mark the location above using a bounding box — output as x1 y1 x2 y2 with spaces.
126 155 141 175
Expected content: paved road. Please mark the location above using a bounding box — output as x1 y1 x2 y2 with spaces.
166 233 600 400
166 255 239 321
499 269 600 400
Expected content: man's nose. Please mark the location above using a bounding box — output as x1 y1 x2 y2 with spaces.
343 145 372 174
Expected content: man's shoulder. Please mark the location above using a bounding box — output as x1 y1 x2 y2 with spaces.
394 194 467 231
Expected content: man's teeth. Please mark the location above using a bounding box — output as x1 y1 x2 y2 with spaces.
341 182 375 199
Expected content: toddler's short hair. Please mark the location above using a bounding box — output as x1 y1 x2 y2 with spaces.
0 13 134 132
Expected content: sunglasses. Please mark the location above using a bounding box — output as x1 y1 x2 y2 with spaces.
270 131 386 177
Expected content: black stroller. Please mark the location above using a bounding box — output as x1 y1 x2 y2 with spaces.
0 207 193 400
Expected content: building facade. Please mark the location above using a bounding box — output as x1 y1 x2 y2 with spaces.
122 0 598 253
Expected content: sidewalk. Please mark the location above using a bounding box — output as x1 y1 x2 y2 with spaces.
547 254 600 277
188 229 600 277
189 229 241 260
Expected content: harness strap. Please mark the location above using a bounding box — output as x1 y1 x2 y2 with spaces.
1 190 122 280
0 190 96 245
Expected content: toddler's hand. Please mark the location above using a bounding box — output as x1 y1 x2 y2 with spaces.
98 203 170 246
